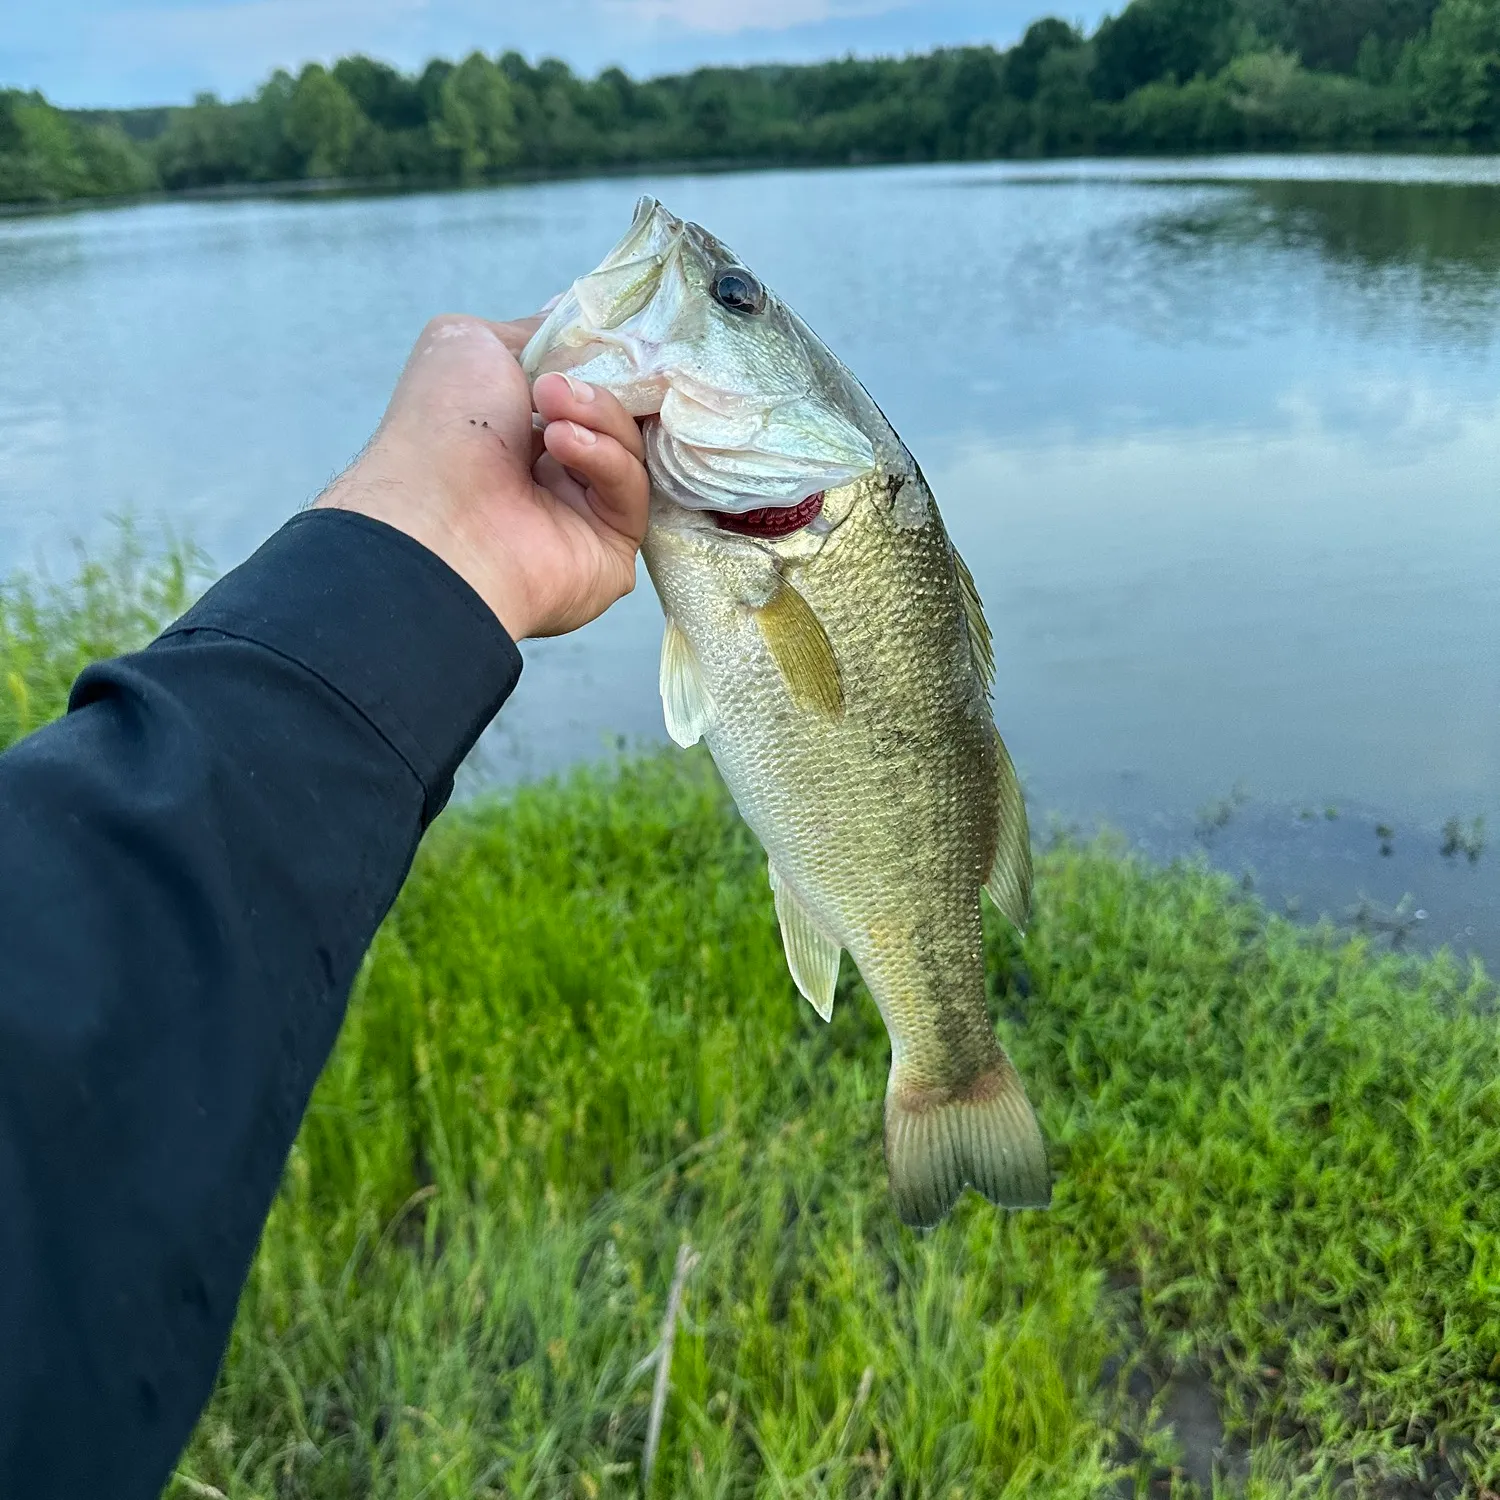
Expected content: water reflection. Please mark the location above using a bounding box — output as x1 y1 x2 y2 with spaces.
1255 178 1500 272
937 405 1499 826
1138 176 1500 349
1 159 1496 966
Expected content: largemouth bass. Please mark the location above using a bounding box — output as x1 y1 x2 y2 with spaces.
522 198 1048 1226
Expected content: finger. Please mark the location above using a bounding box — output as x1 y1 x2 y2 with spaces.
533 372 647 463
542 421 650 545
484 312 548 357
533 450 588 511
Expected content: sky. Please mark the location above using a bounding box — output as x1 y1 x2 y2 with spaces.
3 0 1116 110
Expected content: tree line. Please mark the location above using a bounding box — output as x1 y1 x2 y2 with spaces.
5 0 1500 207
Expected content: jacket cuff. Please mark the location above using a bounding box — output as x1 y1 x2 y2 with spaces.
159 510 522 822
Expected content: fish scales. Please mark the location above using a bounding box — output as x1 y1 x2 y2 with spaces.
649 467 998 1073
523 197 1049 1226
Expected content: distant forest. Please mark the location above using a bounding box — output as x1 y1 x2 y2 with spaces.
5 0 1500 207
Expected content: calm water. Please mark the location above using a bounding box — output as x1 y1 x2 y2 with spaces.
2 158 1497 966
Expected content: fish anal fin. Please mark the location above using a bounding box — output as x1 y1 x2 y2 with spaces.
985 730 1033 934
768 862 841 1021
752 579 844 719
884 1053 1050 1227
659 617 713 748
953 548 995 692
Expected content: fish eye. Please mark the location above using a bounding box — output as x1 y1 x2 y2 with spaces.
712 267 766 315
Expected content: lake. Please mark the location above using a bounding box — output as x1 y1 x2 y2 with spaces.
2 158 1496 968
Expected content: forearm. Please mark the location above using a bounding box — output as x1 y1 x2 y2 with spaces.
0 510 520 1498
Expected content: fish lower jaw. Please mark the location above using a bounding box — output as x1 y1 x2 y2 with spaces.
643 414 854 522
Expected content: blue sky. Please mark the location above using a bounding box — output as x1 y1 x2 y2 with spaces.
5 0 1115 109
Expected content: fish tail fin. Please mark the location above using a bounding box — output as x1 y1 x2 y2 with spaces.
883 1054 1050 1227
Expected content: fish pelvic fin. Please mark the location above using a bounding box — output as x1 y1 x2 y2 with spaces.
752 579 844 720
985 729 1033 934
659 616 713 748
884 1054 1050 1227
768 861 842 1021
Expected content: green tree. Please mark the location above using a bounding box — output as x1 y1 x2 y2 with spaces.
967 94 1031 154
1093 0 1236 100
0 90 154 203
24 14 1500 206
283 64 364 178
430 52 519 181
0 92 84 200
579 65 633 135
1413 0 1500 137
1299 0 1438 71
940 47 1008 151
1217 48 1402 142
527 58 608 166
1033 44 1101 149
1235 0 1440 71
1006 19 1085 100
1108 73 1244 147
682 70 736 153
73 122 156 195
332 55 426 131
156 92 255 188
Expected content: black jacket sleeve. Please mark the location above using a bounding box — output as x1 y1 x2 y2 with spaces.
0 510 522 1499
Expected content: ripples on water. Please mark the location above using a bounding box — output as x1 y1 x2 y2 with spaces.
1 158 1496 964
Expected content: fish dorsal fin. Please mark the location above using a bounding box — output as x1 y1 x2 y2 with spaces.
768 862 842 1021
985 729 1033 934
659 616 713 748
752 579 844 719
953 548 995 693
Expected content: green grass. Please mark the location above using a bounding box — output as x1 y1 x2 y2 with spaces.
0 523 206 749
6 544 1500 1497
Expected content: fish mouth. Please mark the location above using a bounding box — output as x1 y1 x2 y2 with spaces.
528 349 854 523
521 196 876 523
636 411 844 534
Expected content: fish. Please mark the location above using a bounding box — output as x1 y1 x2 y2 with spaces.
522 196 1048 1227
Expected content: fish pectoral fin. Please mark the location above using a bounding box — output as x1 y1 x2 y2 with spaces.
751 578 844 720
984 729 1033 934
659 616 714 748
884 1052 1050 1227
768 862 841 1022
953 546 995 693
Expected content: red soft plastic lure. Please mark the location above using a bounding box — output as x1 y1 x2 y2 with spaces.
712 491 825 538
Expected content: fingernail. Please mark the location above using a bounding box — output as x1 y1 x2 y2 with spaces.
563 373 595 403
541 292 564 313
568 421 597 446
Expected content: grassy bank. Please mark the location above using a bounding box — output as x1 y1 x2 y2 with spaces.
0 527 204 747
5 549 1499 1496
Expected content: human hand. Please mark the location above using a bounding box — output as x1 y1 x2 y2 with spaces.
316 312 649 641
